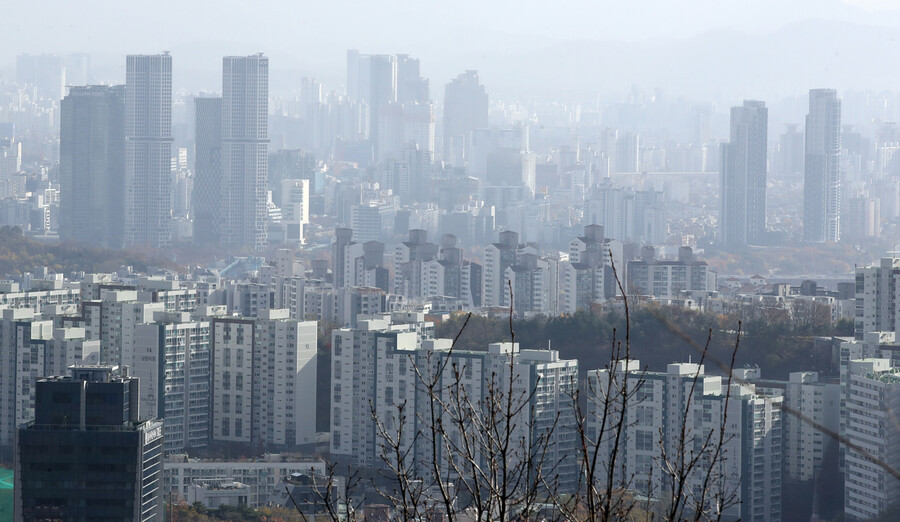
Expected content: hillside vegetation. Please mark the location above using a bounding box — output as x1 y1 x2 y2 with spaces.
435 304 850 380
0 226 176 277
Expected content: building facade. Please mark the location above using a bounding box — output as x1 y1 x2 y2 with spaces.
803 89 842 243
720 100 767 246
59 85 126 248
125 53 173 248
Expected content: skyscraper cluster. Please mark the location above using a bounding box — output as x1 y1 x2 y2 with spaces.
59 53 272 251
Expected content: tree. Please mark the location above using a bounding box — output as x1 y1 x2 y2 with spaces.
304 256 750 521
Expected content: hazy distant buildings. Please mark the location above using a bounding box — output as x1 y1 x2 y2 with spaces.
626 246 711 299
443 71 489 165
125 53 173 248
59 85 126 248
221 54 270 251
585 182 666 245
720 100 767 246
615 131 640 173
347 51 432 163
193 97 223 245
803 89 842 243
777 124 804 177
16 54 65 101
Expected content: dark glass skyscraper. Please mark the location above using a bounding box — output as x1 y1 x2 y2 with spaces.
59 85 126 249
14 367 163 521
720 100 768 246
803 89 842 243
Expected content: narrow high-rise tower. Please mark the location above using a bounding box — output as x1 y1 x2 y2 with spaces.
720 100 768 246
192 96 223 245
221 54 269 251
59 85 126 248
443 71 488 165
125 53 173 248
803 89 842 242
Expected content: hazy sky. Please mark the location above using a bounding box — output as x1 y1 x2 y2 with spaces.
5 0 898 52
5 0 900 98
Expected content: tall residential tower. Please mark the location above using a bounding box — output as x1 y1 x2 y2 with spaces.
803 89 842 242
720 100 767 246
125 53 173 248
221 54 269 251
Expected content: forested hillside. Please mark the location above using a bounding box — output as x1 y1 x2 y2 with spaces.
435 304 850 379
0 226 175 277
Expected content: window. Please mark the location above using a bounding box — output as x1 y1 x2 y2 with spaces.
636 430 654 451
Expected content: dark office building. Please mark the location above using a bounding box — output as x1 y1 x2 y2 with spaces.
14 367 163 521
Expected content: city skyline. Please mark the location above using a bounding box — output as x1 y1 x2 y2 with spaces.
7 3 900 520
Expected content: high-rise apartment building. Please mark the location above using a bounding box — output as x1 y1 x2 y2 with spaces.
253 310 317 447
853 257 900 339
803 89 842 242
125 54 173 248
331 313 434 466
193 96 223 245
720 100 767 246
737 369 841 482
14 366 164 521
844 359 900 520
625 246 711 299
443 71 489 165
132 312 211 454
59 85 126 249
0 310 98 455
221 54 269 251
209 310 318 449
588 361 783 522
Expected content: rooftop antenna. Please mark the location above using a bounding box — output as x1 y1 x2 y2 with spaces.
547 339 551 351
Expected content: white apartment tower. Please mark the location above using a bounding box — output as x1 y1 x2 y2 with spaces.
844 359 900 520
253 310 317 447
803 89 842 243
330 313 434 466
588 361 783 522
221 54 269 251
210 311 318 449
1 310 98 452
132 312 212 454
125 53 173 248
853 257 900 339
